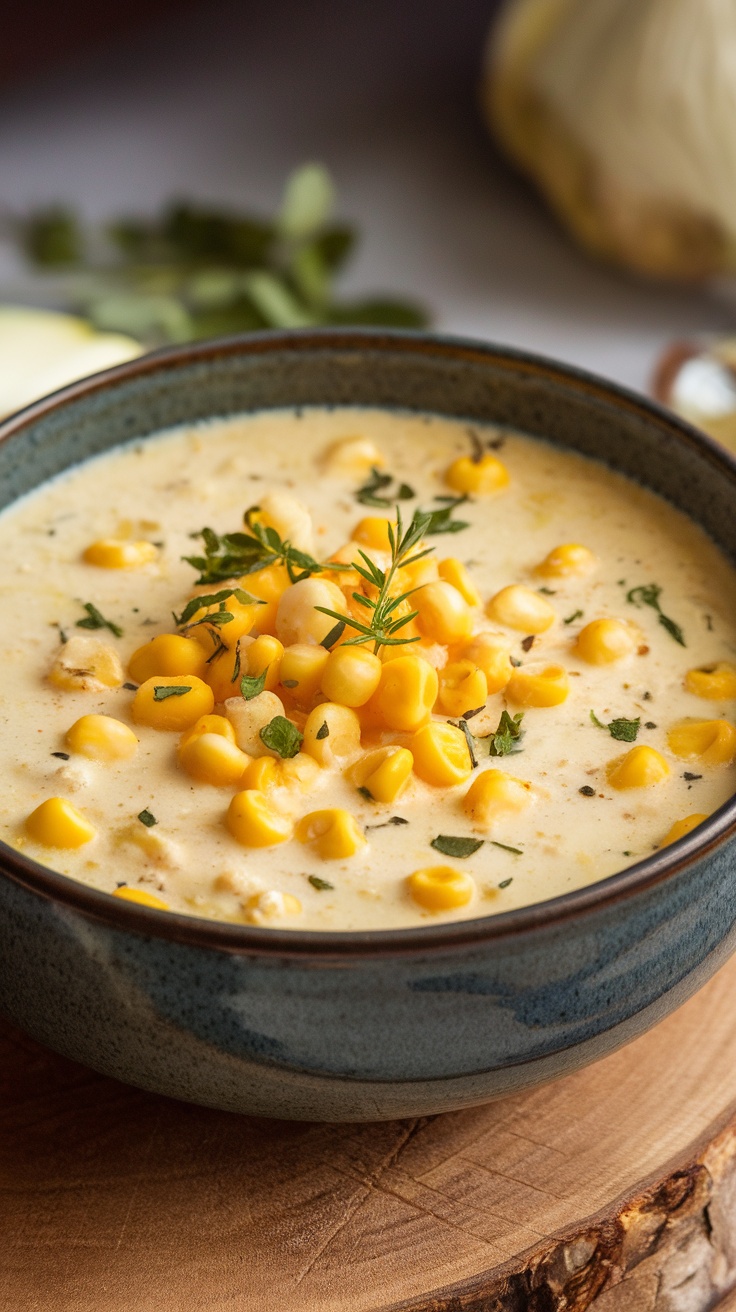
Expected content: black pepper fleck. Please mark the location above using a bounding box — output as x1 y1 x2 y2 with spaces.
579 785 596 797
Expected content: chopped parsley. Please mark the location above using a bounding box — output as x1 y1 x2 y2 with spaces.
420 497 470 535
498 877 513 889
626 582 686 646
490 840 523 856
240 668 268 700
365 816 409 830
153 684 192 700
488 710 524 757
308 875 334 891
590 710 640 742
431 835 484 858
137 809 157 827
76 602 123 638
563 609 583 625
259 715 303 758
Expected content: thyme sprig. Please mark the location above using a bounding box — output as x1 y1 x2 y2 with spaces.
184 509 348 586
315 506 434 653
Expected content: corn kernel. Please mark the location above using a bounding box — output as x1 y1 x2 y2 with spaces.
536 543 597 578
320 645 382 707
296 808 366 859
128 633 207 684
487 585 556 634
279 643 330 705
303 702 362 766
65 714 138 762
26 797 96 848
322 435 385 475
132 675 214 731
204 647 243 703
608 745 670 789
243 634 284 690
187 594 262 650
241 755 280 791
445 453 509 496
179 732 250 787
259 491 314 554
407 866 475 911
684 663 736 701
276 578 348 646
83 538 157 569
575 618 636 665
243 563 291 636
226 790 293 847
660 814 709 847
437 661 488 718
411 722 473 787
49 635 123 691
349 746 414 803
244 890 303 923
353 516 394 552
370 654 439 732
667 719 736 766
279 752 322 792
178 714 236 751
461 634 513 693
438 558 482 607
113 886 169 909
506 664 569 707
414 581 473 645
398 554 439 592
463 768 531 827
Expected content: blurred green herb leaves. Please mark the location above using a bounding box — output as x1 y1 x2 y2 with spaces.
13 165 429 346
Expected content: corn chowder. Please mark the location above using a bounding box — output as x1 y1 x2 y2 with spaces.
3 407 736 930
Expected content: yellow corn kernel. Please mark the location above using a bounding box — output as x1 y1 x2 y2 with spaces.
178 714 236 751
244 890 303 923
506 664 569 707
241 755 280 791
258 491 314 554
320 645 382 707
398 554 439 592
411 722 473 787
187 594 261 650
275 578 348 647
352 516 394 552
437 661 488 718
303 702 362 766
608 745 670 790
575 618 636 665
113 886 169 910
660 814 709 847
243 634 284 691
463 768 531 827
445 453 509 496
204 647 242 703
487 585 556 634
349 746 414 803
65 714 138 762
296 808 367 859
667 719 736 766
224 690 286 756
279 643 330 705
26 797 96 848
279 752 322 792
438 558 482 607
685 663 736 701
179 732 250 787
414 581 473 645
243 563 291 636
370 654 439 732
462 634 513 694
407 866 475 911
49 635 123 691
83 538 157 569
128 633 207 684
132 675 214 731
226 790 293 847
536 543 597 578
322 435 385 475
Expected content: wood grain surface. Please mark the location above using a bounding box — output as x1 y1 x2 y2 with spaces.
4 955 736 1312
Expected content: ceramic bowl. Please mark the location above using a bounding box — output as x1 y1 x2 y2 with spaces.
1 329 735 1122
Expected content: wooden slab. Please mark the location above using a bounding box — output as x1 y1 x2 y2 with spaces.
4 954 736 1311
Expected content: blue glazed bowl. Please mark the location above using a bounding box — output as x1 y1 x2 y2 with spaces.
1 330 735 1121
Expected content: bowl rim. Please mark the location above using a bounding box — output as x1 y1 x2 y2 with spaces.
1 325 735 958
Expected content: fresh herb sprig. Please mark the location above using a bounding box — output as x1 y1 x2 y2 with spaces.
421 497 470 535
626 583 686 646
184 511 347 587
488 710 525 757
76 601 123 638
590 710 640 742
355 467 415 508
315 506 434 653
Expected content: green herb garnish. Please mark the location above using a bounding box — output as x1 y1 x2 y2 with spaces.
626 583 686 646
489 710 525 757
308 875 334 891
240 668 268 700
490 841 523 855
153 684 192 701
431 835 484 858
76 602 123 638
357 785 374 801
498 877 513 889
174 587 261 629
590 710 640 742
420 497 470 536
184 514 348 587
449 718 478 769
137 809 157 828
563 609 583 625
321 620 346 650
259 715 303 758
355 467 415 508
316 721 330 740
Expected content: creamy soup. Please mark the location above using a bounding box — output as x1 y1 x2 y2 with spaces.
2 407 735 930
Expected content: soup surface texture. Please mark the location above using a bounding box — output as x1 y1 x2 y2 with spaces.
2 407 735 930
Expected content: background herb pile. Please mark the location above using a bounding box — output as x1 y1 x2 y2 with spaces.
9 164 429 347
